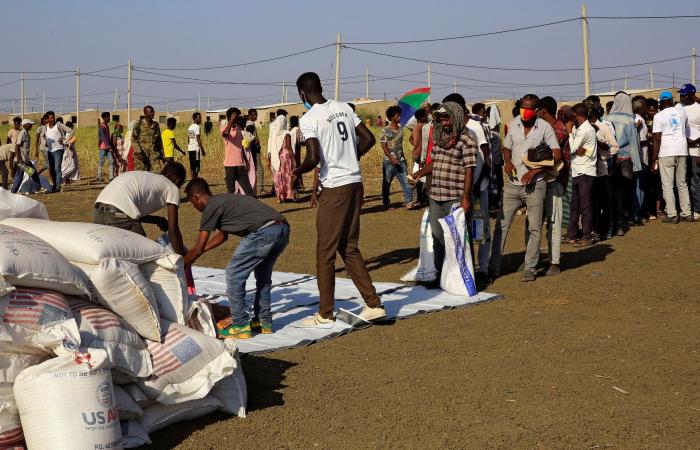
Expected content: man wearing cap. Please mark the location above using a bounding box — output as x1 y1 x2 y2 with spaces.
11 119 41 193
652 90 692 223
679 84 700 219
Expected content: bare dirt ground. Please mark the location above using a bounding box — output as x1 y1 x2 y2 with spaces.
36 176 700 449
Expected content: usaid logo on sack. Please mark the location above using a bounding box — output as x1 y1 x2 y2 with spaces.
96 382 113 407
81 383 117 428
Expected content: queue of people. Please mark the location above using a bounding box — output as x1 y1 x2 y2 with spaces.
408 84 700 284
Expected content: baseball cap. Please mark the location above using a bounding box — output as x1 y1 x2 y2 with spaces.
20 119 35 126
678 83 696 95
659 91 674 101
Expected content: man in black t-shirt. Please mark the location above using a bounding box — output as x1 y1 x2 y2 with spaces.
183 178 289 339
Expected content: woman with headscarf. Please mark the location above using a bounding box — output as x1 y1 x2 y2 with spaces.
266 110 287 192
237 115 257 195
125 119 138 172
60 121 79 185
289 115 304 193
412 101 478 279
273 125 296 203
112 123 128 176
605 91 642 235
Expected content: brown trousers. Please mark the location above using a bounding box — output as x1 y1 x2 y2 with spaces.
316 182 380 318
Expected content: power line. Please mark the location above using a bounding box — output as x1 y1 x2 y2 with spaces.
135 44 334 71
345 46 692 72
344 17 580 45
0 63 126 76
588 15 700 19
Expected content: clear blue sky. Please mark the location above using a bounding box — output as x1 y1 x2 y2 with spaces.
2 0 698 113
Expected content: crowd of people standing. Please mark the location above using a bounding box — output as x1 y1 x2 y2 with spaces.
405 84 700 283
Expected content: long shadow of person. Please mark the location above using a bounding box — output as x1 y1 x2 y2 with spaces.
498 243 614 277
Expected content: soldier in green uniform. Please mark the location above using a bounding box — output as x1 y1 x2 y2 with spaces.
131 105 163 171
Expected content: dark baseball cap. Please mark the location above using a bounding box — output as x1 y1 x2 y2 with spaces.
678 83 696 95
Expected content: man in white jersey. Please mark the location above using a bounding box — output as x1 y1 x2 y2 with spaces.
94 162 187 255
187 112 206 179
679 84 700 218
652 91 692 223
293 72 386 326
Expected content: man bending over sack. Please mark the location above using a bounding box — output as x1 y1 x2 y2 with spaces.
93 162 186 255
183 178 290 339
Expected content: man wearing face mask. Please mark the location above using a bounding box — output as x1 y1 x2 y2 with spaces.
495 94 561 282
293 72 386 327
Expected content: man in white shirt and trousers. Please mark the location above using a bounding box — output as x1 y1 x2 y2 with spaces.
679 84 700 219
293 72 386 327
652 91 692 223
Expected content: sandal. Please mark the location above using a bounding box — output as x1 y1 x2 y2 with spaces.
574 239 593 248
563 238 578 246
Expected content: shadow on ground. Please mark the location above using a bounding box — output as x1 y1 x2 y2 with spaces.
144 355 296 449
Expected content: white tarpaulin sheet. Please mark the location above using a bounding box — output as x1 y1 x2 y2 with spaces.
192 267 501 354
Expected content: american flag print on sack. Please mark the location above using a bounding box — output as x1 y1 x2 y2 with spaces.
147 327 202 379
0 426 23 446
2 288 71 328
70 300 125 331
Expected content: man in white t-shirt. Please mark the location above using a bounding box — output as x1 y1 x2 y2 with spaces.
187 112 206 179
293 71 386 326
94 162 187 254
679 84 700 218
566 103 598 245
652 91 692 223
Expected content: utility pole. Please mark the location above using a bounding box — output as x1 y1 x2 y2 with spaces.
281 81 286 104
207 96 210 111
76 67 80 127
650 66 654 89
334 33 341 101
113 88 118 112
624 73 628 90
365 68 369 98
127 59 132 124
12 100 15 115
427 64 432 102
611 81 614 93
19 73 24 118
454 82 457 93
672 72 675 88
692 48 697 86
166 101 169 114
581 4 591 97
198 93 201 112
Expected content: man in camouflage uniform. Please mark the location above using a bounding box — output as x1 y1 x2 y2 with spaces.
131 105 163 171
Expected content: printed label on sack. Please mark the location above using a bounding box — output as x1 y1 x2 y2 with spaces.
96 382 113 407
81 406 119 429
93 437 123 449
51 367 109 378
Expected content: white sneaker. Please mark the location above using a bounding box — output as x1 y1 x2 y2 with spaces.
359 305 387 322
694 212 700 221
299 313 335 328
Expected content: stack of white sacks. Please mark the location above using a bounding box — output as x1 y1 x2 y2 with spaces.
0 190 246 450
